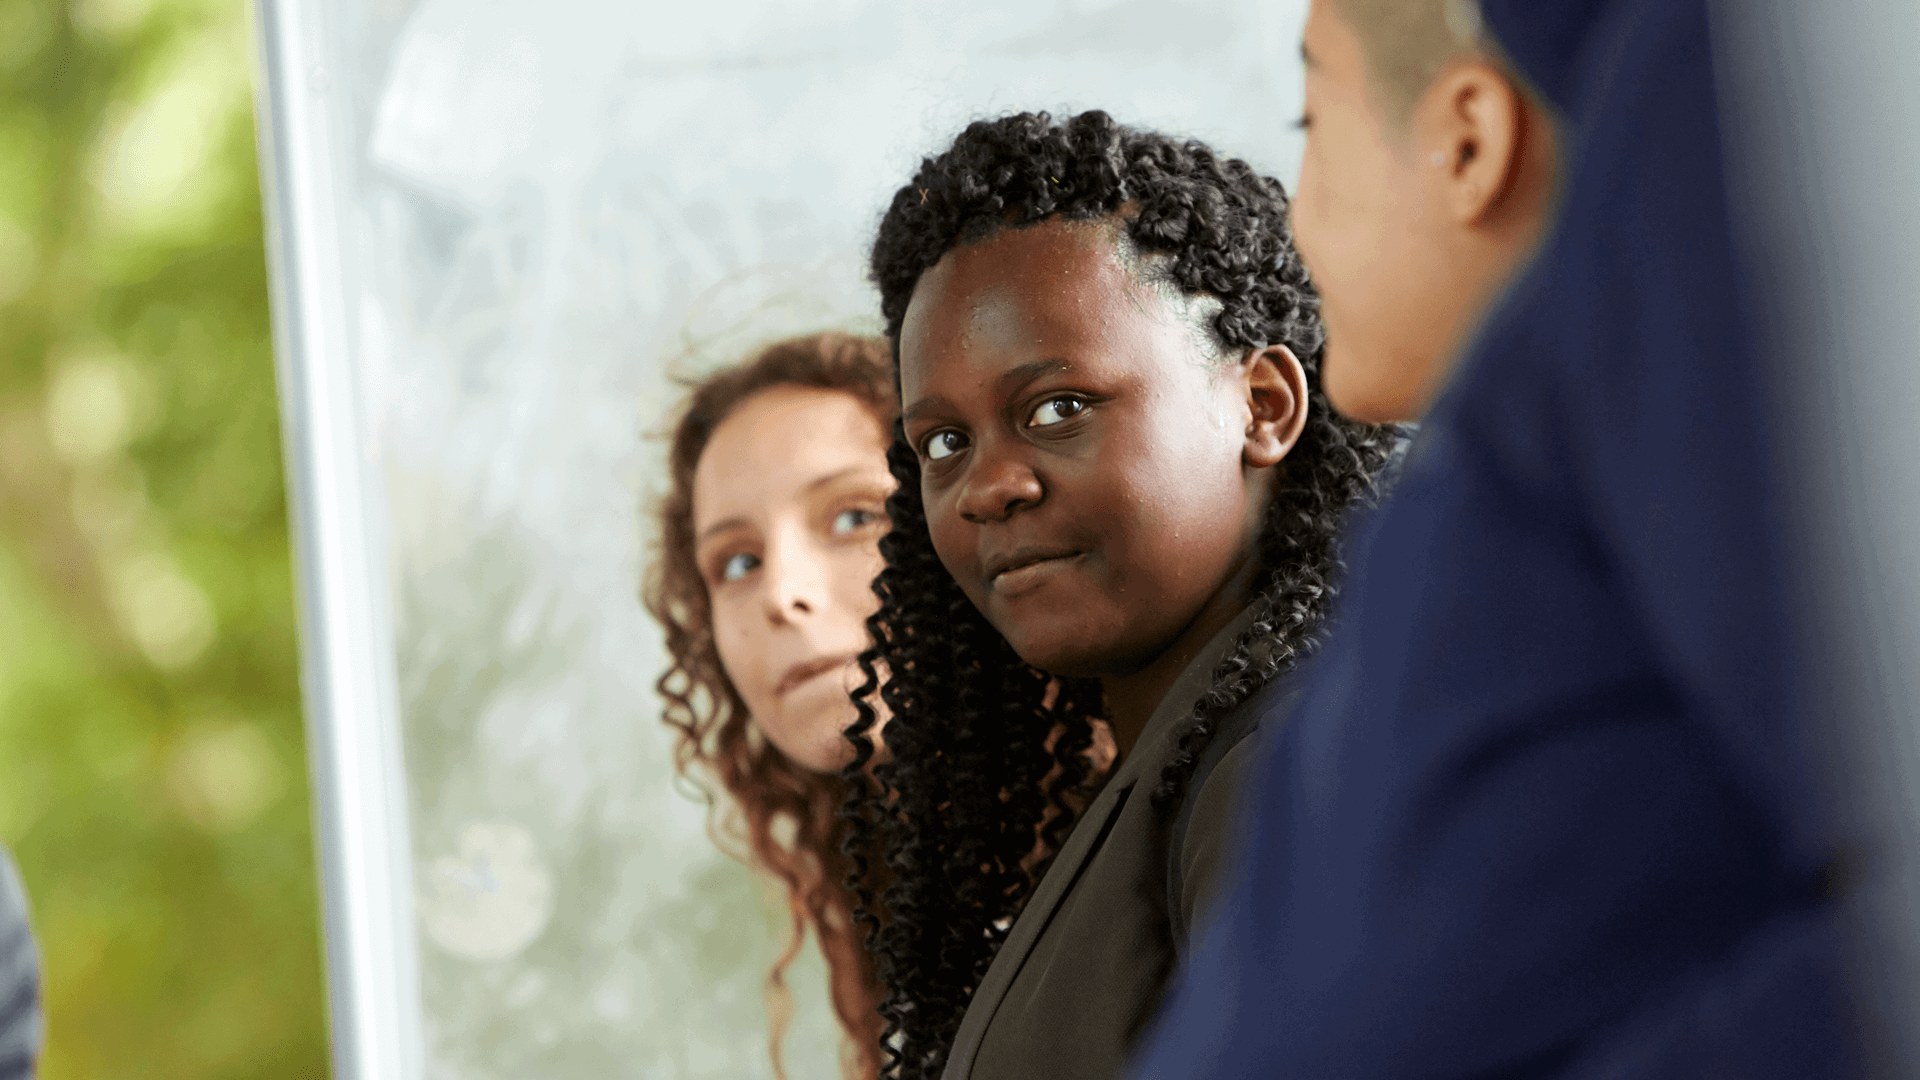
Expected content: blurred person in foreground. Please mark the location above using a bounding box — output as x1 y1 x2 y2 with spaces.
1130 0 1861 1077
645 332 897 1080
0 846 37 1078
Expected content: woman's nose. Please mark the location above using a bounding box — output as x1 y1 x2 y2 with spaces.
956 445 1043 524
759 537 825 624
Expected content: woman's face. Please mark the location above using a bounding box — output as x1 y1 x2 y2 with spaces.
896 217 1284 678
692 385 895 773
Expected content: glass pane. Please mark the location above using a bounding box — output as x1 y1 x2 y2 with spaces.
258 1 1312 1076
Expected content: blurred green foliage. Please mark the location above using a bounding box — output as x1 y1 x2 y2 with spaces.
0 0 329 1076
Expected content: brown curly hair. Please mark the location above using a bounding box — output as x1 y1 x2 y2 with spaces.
643 331 895 1080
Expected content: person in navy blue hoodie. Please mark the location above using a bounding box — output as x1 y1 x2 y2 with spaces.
1127 0 1863 1076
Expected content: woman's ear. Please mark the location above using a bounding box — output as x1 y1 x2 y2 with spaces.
1243 344 1309 469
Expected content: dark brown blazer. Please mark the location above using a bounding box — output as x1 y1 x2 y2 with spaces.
940 607 1301 1080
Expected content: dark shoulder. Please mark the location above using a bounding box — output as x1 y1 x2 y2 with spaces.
1170 673 1307 942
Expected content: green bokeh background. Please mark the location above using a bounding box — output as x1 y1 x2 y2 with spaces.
0 0 329 1076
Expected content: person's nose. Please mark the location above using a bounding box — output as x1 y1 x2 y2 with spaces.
956 441 1043 525
759 530 827 626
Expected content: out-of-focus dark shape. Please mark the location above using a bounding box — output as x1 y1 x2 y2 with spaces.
1129 0 1862 1076
0 846 36 1079
1712 3 1920 1077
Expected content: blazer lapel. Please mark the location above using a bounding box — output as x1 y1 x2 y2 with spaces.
941 777 1137 1080
939 603 1260 1079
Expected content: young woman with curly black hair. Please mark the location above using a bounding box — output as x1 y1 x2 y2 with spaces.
838 110 1396 1080
646 332 898 1080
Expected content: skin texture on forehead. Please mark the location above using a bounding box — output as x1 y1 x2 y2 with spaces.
959 214 1229 368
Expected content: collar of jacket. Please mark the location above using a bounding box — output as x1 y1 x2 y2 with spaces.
939 601 1263 1080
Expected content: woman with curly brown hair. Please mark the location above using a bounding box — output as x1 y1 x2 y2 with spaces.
644 330 896 1080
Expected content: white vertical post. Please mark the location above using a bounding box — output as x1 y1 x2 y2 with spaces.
250 1 424 1077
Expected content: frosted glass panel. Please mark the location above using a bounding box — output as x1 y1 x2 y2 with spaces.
257 1 1310 1076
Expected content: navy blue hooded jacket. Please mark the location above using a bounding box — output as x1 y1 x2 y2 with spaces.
1127 1 1860 1076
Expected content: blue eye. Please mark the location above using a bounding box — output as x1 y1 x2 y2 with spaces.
1029 396 1086 427
832 507 880 534
720 551 759 582
923 430 968 461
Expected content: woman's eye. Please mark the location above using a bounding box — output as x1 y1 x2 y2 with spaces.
1028 396 1086 427
922 430 968 461
832 507 880 535
719 551 759 582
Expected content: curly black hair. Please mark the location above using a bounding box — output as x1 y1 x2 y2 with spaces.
837 110 1396 1080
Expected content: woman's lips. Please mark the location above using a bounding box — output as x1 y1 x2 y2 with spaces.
988 551 1086 596
775 655 854 698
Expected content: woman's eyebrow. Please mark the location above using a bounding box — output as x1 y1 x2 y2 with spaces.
998 358 1072 397
903 359 1073 425
696 469 882 544
902 395 951 426
696 517 750 545
803 466 878 493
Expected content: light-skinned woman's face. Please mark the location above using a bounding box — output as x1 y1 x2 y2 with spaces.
692 385 894 773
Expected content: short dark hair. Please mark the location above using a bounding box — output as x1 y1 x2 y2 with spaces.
1328 0 1497 123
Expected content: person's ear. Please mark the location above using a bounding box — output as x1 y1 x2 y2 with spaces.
1242 344 1309 469
1418 59 1524 225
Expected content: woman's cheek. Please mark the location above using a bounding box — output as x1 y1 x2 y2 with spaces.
923 497 975 594
847 547 887 621
712 598 771 714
